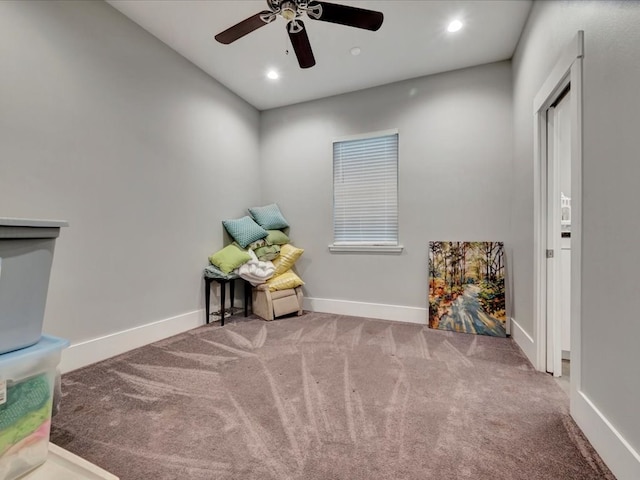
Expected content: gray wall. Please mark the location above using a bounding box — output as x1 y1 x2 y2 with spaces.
0 0 261 343
5 0 637 469
513 0 640 456
260 61 513 310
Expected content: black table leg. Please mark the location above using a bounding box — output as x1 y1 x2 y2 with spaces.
244 280 250 317
205 276 246 327
205 277 212 324
220 279 226 327
230 279 235 312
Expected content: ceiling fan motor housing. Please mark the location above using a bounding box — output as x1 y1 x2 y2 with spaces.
280 1 300 21
215 0 384 69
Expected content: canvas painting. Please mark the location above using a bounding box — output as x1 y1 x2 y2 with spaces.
428 241 506 337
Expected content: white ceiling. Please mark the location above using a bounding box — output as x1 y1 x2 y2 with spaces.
107 0 532 111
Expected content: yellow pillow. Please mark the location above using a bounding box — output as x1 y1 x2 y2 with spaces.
272 244 304 276
266 270 304 292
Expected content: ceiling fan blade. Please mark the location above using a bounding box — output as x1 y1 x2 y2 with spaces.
287 20 316 69
215 11 274 44
307 1 383 31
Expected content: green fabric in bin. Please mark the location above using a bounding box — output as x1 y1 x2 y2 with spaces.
0 374 52 455
0 402 52 456
0 374 50 430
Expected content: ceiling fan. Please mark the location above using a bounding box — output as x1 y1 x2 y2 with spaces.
214 0 384 69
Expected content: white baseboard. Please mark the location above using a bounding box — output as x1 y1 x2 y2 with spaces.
510 317 536 366
304 297 427 325
572 390 640 480
59 310 203 373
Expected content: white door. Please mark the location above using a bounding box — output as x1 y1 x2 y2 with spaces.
546 89 571 376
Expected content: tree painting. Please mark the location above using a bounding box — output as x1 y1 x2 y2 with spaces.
429 241 506 337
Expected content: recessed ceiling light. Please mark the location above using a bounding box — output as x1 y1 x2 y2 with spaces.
350 47 361 56
447 19 463 33
266 69 279 80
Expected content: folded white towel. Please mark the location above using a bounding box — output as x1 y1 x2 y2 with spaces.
236 250 275 286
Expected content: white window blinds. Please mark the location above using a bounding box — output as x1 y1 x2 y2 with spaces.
333 132 398 245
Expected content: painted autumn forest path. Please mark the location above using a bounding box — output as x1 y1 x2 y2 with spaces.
438 285 506 337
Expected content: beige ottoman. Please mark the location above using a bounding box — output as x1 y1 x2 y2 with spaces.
252 285 303 321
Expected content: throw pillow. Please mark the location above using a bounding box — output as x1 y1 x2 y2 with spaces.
265 229 290 246
266 269 305 292
203 264 236 280
247 238 267 250
254 244 280 262
248 203 289 230
272 244 304 276
222 216 268 249
208 244 251 274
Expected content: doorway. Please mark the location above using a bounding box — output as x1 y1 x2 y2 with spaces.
533 31 583 400
545 87 571 380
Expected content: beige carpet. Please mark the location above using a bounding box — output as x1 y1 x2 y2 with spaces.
51 312 614 479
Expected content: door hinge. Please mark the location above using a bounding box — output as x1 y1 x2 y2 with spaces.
546 249 554 259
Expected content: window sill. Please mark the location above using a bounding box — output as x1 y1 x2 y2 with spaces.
328 244 404 254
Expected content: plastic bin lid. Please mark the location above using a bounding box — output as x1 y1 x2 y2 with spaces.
0 217 68 228
0 335 69 369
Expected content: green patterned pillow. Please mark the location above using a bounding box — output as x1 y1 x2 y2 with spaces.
248 204 289 230
222 216 268 248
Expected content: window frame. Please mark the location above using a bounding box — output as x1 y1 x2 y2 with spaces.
329 129 403 254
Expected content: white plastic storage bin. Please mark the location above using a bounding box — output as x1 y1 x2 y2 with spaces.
0 335 69 480
0 218 68 354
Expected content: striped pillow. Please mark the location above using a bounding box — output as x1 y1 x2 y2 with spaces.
266 270 304 292
272 244 304 276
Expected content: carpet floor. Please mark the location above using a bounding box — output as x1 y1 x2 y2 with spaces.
51 312 614 480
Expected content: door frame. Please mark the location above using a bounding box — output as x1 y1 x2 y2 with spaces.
533 31 583 400
545 103 563 377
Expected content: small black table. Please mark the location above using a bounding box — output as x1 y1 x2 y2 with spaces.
204 275 251 326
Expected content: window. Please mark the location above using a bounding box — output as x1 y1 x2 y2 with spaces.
330 130 402 253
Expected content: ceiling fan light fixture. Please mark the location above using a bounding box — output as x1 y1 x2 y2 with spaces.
281 1 297 21
215 0 385 69
447 19 463 33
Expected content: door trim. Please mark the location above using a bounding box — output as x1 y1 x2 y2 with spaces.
545 104 563 376
533 31 583 396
